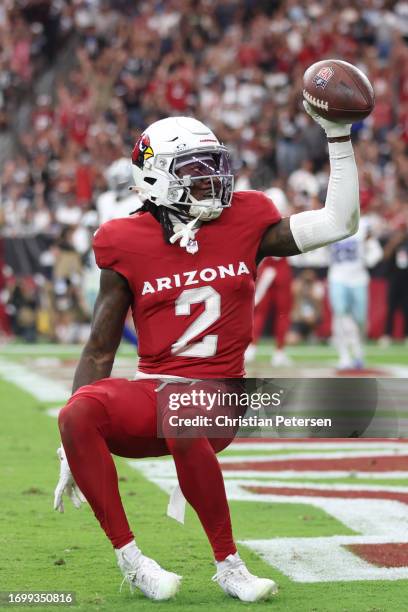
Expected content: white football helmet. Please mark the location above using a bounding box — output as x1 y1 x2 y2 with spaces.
105 157 133 198
131 116 234 221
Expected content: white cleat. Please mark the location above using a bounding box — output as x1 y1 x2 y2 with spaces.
271 349 293 367
336 356 354 371
117 549 181 601
212 553 278 602
378 335 391 348
244 344 257 363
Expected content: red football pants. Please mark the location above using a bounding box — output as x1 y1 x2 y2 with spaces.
253 268 292 348
58 378 236 561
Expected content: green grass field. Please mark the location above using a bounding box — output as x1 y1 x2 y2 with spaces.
1 342 408 611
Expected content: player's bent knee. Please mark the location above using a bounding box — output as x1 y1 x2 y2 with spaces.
58 402 75 436
58 397 104 438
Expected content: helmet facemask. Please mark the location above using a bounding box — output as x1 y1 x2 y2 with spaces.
168 149 234 221
133 142 234 221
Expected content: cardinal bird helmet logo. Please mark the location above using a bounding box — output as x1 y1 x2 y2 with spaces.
132 133 154 168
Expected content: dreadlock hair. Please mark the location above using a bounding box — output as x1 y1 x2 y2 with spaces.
139 200 193 244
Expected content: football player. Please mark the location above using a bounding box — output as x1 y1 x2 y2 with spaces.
245 256 293 367
96 157 143 225
54 103 359 602
328 216 383 369
95 157 142 346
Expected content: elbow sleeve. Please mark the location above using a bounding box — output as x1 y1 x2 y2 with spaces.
290 140 360 253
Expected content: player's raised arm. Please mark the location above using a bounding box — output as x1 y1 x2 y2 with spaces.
259 60 375 260
72 269 132 393
258 104 359 259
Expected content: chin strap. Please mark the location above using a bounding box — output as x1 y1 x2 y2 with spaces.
169 211 203 254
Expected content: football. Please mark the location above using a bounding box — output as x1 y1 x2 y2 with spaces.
303 59 375 123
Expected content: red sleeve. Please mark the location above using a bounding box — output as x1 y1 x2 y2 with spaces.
231 191 282 269
92 222 132 284
92 223 116 270
237 191 281 247
252 191 282 233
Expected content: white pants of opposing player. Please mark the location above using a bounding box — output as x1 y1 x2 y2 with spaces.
329 282 368 369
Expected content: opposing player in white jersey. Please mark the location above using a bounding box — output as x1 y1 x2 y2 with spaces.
96 157 143 225
328 216 382 369
94 158 141 345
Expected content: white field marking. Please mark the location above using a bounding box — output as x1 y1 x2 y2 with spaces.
131 463 408 481
30 356 136 377
216 479 408 494
0 357 70 401
46 407 62 417
385 366 408 378
218 450 408 462
208 469 408 480
30 355 135 367
240 535 408 583
0 354 137 405
31 357 62 367
0 344 83 355
229 484 408 581
246 364 408 378
130 451 408 581
252 345 408 356
221 484 408 537
0 344 138 357
130 459 408 484
228 441 407 451
0 342 405 357
132 466 408 496
134 469 408 531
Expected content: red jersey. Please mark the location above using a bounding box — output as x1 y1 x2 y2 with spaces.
93 190 281 378
256 257 292 294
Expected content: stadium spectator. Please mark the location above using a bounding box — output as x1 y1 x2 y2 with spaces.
287 269 325 345
288 159 320 210
381 223 408 344
0 0 74 123
7 276 38 343
51 226 89 342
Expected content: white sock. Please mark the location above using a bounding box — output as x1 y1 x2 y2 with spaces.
245 344 256 362
333 315 352 364
343 316 364 361
216 552 241 571
115 540 142 564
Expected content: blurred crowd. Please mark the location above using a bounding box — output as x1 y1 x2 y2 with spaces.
0 0 76 130
0 0 408 343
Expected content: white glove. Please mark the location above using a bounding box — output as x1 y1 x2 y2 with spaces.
53 446 85 513
303 100 351 138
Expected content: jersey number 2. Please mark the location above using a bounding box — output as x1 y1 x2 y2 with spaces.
171 286 220 358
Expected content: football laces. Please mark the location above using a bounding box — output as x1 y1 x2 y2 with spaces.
303 89 329 111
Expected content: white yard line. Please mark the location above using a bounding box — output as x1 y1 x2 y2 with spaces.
228 441 407 450
0 358 70 401
223 479 408 493
129 459 408 481
218 450 408 462
240 535 408 583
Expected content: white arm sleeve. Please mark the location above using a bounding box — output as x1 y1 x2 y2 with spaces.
289 140 359 253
